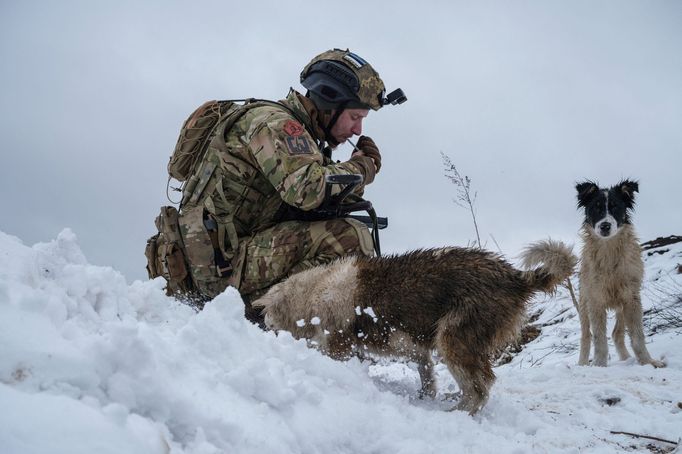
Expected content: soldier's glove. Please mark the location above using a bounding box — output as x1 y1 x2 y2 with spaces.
348 153 376 186
355 135 381 173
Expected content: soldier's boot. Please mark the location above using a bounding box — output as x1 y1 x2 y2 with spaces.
241 292 267 330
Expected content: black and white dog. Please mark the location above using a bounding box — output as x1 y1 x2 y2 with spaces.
576 179 665 367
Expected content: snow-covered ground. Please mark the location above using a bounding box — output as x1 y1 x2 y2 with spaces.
1 229 681 454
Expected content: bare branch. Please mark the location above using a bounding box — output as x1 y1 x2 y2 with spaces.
564 277 580 315
441 152 481 249
643 275 682 335
610 431 679 446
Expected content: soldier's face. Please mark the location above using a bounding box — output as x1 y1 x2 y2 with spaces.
330 108 369 143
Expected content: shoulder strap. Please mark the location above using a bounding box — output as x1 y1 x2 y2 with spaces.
226 98 317 143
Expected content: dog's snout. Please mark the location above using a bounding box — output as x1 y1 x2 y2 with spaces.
598 222 611 235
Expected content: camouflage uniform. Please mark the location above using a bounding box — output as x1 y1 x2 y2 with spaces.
178 90 377 311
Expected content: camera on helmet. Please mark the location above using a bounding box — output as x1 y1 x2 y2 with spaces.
384 88 407 106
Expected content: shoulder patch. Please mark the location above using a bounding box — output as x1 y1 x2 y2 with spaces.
283 120 305 137
285 136 312 155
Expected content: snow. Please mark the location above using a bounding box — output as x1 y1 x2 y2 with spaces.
1 229 681 454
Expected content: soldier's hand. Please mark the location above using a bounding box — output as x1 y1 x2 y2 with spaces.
354 135 381 173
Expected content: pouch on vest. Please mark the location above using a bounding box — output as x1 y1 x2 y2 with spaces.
144 206 195 296
177 205 231 299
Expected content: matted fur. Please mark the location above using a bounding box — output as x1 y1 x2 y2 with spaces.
577 225 665 367
575 180 665 368
254 240 576 415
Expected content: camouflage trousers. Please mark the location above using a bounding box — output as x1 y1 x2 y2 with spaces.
230 217 375 300
229 217 374 327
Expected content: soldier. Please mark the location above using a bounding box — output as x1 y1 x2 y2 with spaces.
174 48 405 325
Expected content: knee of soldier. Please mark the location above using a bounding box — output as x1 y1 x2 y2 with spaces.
332 218 375 257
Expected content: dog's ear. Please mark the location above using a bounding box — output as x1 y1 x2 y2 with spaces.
618 179 639 207
576 181 599 208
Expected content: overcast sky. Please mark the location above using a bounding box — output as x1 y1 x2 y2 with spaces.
1 1 680 282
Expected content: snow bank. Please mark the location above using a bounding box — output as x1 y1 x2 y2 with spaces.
1 229 681 453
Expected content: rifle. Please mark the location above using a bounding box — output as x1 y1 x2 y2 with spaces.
275 174 387 255
348 215 388 230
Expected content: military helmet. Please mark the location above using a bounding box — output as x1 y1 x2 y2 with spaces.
300 49 387 111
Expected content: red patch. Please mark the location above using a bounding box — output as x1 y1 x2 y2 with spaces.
283 120 304 137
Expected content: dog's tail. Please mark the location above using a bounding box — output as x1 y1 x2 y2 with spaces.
519 239 577 294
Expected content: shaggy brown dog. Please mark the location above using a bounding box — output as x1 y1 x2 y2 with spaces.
576 180 665 368
253 240 576 414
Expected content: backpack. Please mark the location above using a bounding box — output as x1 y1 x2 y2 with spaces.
167 98 296 183
168 100 239 182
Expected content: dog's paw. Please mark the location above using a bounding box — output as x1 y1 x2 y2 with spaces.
649 358 667 368
417 388 437 400
452 398 484 416
441 391 462 402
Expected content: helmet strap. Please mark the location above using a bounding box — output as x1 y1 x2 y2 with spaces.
323 101 348 148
